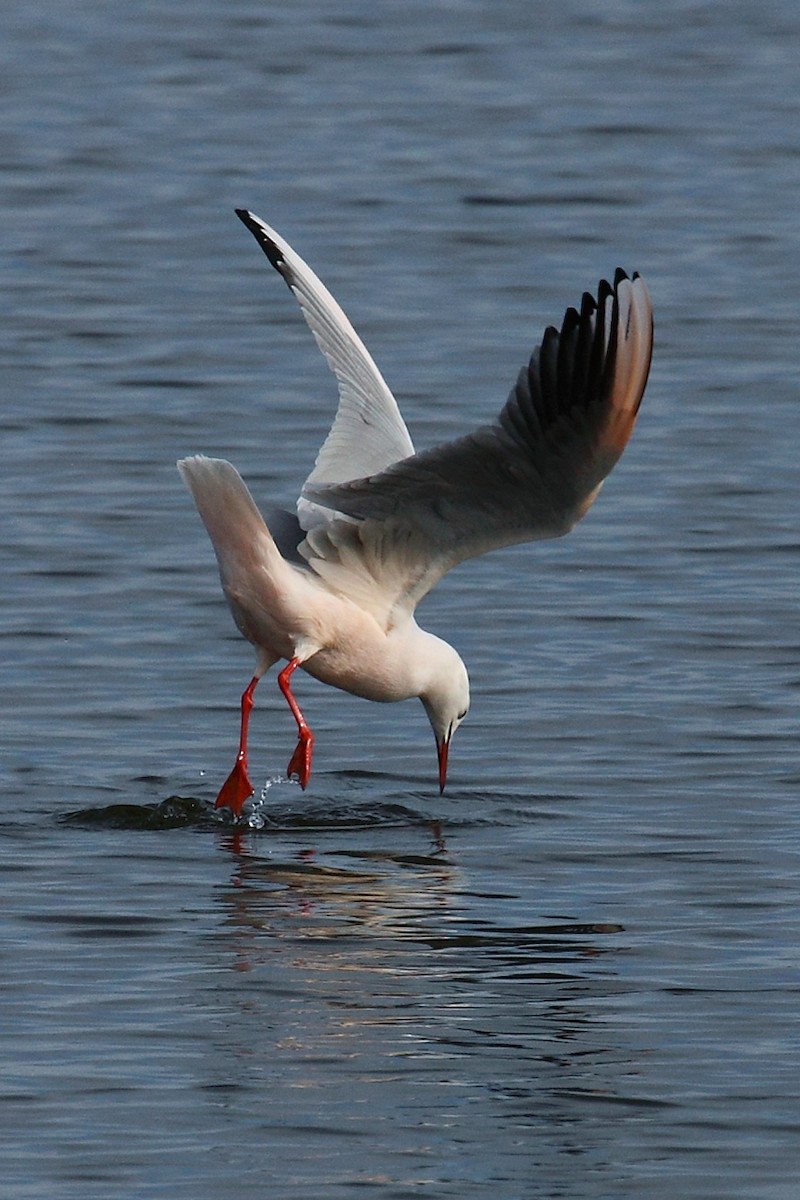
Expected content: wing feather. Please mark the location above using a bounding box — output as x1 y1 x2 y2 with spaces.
235 209 414 505
304 270 653 626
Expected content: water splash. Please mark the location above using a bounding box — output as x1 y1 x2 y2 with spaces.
243 775 286 829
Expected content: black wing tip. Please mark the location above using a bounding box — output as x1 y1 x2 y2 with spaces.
590 268 643 309
235 207 286 272
609 267 647 292
234 206 259 234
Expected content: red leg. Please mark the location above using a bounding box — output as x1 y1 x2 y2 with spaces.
278 658 314 789
214 675 260 817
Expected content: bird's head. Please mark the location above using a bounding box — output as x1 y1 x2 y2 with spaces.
420 643 470 794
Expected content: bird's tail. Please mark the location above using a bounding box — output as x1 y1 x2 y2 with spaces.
178 455 281 587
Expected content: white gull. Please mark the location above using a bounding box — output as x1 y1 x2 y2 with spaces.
179 209 653 816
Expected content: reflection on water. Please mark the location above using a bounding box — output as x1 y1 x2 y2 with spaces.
7 777 800 1197
202 827 641 1196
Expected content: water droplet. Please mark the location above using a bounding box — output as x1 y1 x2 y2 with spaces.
260 775 282 802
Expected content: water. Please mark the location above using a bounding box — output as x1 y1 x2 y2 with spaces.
3 1 800 1196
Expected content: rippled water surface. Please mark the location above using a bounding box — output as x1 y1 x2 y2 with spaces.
3 1 800 1197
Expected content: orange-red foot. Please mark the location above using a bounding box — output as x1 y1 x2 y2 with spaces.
214 758 254 819
286 732 313 790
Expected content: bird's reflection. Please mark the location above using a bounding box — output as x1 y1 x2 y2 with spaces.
199 805 641 1192
212 819 623 1004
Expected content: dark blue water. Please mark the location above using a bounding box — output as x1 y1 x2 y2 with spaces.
3 1 800 1197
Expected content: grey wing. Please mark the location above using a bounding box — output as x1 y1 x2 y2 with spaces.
235 210 415 516
304 269 653 623
265 506 307 568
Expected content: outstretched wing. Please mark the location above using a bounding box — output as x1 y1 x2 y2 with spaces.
235 209 415 513
303 269 653 627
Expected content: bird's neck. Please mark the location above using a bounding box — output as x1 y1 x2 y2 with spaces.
396 622 463 699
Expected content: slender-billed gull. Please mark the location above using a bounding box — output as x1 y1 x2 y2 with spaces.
179 209 652 815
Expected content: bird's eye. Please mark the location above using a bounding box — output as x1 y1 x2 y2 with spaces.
457 709 468 721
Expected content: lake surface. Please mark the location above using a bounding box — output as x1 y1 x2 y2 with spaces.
3 1 799 1196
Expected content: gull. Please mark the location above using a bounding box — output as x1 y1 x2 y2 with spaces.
179 209 652 817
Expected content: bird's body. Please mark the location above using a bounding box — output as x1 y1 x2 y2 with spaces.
179 209 652 815
181 454 462 705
